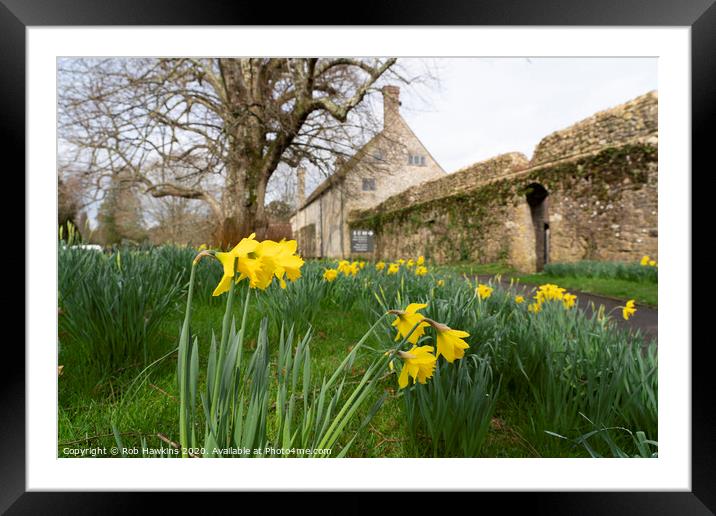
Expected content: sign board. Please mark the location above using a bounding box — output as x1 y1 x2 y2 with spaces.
350 229 374 253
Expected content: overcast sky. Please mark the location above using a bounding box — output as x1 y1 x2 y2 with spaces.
396 57 657 173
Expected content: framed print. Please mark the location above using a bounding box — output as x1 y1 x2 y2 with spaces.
4 0 710 512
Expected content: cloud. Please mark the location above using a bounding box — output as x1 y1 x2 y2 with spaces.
399 57 657 173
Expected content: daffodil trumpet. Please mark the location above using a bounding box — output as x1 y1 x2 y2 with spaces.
422 318 471 363
396 345 438 388
387 307 430 346
387 310 431 347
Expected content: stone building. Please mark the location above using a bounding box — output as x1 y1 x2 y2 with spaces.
290 85 446 258
350 91 658 272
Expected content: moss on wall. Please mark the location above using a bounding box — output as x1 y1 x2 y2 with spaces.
350 142 657 265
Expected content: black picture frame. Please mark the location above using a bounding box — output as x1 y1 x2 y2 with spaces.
4 0 708 513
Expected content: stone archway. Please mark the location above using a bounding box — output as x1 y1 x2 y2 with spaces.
525 182 550 271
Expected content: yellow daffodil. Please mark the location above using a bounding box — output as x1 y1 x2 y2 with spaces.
417 256 425 266
387 263 400 275
323 268 338 282
337 260 350 274
429 321 470 363
212 233 260 296
376 261 386 271
415 265 428 276
358 261 366 269
406 259 415 268
649 260 657 267
397 345 437 389
197 243 207 251
641 255 650 266
211 235 304 295
515 295 525 304
476 284 493 300
390 303 430 344
397 259 406 265
338 260 359 277
562 293 577 309
622 299 637 320
528 302 542 314
254 239 305 289
348 261 360 276
436 279 445 287
534 283 566 303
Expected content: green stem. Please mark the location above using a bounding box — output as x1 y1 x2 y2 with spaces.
318 352 391 451
211 257 237 420
235 286 251 377
178 261 197 458
228 286 252 436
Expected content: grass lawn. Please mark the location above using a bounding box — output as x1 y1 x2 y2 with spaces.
513 274 658 308
437 262 657 308
58 294 584 458
58 254 656 459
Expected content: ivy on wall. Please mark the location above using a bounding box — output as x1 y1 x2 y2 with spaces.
349 143 657 263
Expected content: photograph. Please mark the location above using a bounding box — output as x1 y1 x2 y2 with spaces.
56 56 660 460
5 8 704 508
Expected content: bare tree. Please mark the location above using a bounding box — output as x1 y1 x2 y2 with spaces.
95 169 148 246
58 165 96 241
144 195 214 246
58 58 416 247
58 173 81 231
265 163 297 210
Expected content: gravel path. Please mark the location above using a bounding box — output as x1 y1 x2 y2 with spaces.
475 274 658 341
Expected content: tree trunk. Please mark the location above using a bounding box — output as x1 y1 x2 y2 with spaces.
211 164 269 249
213 205 269 248
214 216 244 249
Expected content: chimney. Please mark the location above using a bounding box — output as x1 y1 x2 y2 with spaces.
297 167 305 208
382 85 401 130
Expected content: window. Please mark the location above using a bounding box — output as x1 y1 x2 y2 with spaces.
408 154 426 166
362 178 376 191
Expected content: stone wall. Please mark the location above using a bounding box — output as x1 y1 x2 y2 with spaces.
348 91 658 270
350 141 658 271
368 152 528 214
530 91 657 166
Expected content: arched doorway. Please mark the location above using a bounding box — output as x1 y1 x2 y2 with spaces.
525 183 550 271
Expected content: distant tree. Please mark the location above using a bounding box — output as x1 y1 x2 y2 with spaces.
144 195 214 246
96 171 147 246
58 58 428 247
265 164 298 212
58 174 81 239
264 200 293 222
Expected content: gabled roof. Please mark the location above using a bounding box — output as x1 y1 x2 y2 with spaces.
395 116 446 175
299 132 382 210
297 114 445 212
